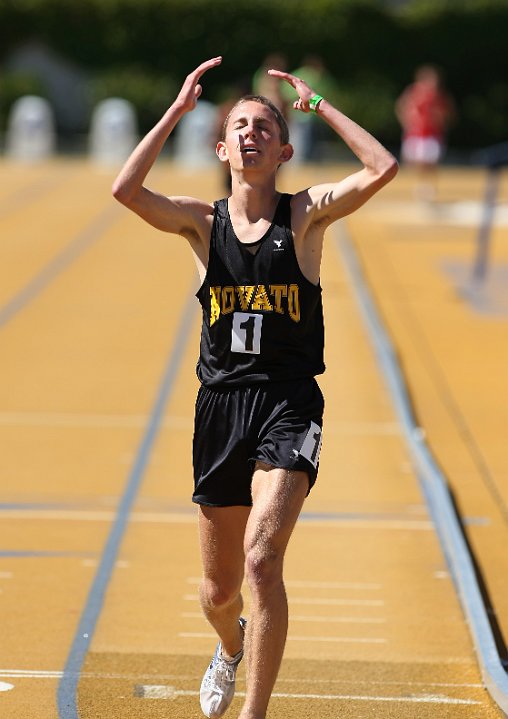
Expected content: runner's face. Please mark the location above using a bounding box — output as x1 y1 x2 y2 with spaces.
221 101 286 169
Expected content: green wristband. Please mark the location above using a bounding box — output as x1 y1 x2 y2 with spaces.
309 94 324 112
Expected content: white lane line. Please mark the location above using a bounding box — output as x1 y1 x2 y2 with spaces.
0 412 192 429
178 632 387 644
185 577 383 590
270 691 480 704
325 421 401 436
0 510 197 524
290 597 385 606
277 677 485 689
285 579 383 590
81 559 130 569
136 685 179 698
292 615 387 624
0 670 484 691
181 612 386 625
290 635 387 644
0 509 431 530
183 594 384 607
0 670 62 678
373 199 508 227
0 413 401 435
300 518 433 530
135 685 481 705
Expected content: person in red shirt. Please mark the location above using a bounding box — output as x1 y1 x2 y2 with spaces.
396 65 455 200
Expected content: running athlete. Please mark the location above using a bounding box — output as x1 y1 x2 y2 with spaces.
112 56 397 719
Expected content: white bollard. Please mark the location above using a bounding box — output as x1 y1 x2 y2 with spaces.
89 98 138 167
174 100 218 168
6 95 56 161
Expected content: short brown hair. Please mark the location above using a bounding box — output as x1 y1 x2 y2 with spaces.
221 95 290 145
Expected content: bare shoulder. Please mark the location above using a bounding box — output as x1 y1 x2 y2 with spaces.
289 188 327 286
164 197 218 272
290 185 331 239
125 189 214 247
291 180 354 226
169 195 215 239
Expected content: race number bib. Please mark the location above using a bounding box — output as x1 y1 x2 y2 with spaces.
299 421 323 468
231 312 263 354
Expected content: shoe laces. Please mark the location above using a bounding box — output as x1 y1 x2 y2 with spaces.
205 651 238 692
219 657 237 684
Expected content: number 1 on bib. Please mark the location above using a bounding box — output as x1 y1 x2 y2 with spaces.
231 312 263 354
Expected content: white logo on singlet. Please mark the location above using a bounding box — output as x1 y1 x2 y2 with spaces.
273 239 284 251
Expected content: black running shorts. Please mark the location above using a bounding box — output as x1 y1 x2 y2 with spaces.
192 378 324 507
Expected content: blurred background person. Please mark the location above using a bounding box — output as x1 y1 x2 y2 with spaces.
252 53 289 117
396 64 455 201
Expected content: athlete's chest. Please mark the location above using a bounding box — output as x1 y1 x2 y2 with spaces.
229 216 273 245
220 226 291 283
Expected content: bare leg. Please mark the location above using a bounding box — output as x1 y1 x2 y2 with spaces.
198 505 250 658
238 463 308 719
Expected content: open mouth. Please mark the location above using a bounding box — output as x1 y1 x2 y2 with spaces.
241 146 259 155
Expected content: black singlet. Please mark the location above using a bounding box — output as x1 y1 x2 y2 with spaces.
195 193 325 388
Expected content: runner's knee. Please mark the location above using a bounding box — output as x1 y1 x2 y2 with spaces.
200 575 242 611
244 542 283 594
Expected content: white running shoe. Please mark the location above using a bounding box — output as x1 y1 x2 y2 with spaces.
200 617 246 718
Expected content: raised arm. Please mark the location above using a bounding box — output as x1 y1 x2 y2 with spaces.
268 69 398 225
112 57 222 236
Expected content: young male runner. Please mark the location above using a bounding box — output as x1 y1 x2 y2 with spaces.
112 56 397 719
